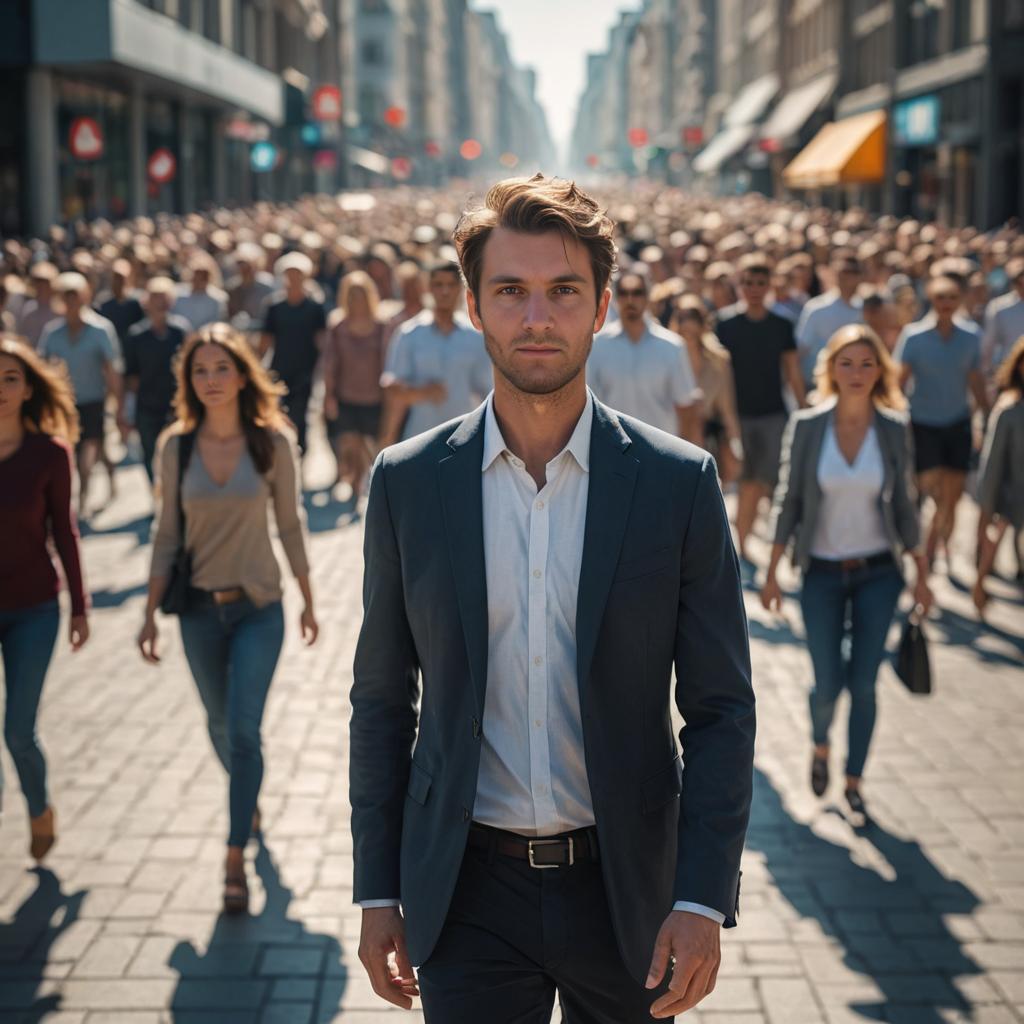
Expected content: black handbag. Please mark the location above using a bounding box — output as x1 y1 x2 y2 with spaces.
159 431 196 616
894 614 932 695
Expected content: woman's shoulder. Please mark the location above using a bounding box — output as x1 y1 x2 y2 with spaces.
791 401 834 429
26 431 73 464
874 405 911 429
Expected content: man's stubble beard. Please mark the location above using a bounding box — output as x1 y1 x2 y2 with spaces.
480 321 593 399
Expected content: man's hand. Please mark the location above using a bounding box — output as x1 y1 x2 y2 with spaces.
358 906 420 1010
646 910 721 1019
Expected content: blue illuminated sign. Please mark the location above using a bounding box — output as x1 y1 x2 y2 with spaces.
250 142 278 172
893 95 940 146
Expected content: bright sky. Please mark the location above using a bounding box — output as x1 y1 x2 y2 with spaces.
472 0 642 166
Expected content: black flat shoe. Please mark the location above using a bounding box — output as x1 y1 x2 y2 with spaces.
810 754 829 797
845 788 868 818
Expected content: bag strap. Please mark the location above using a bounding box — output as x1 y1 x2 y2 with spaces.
175 431 195 538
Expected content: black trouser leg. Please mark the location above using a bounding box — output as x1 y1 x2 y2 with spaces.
418 845 671 1024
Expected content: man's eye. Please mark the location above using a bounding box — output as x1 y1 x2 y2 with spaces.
498 286 521 296
554 286 578 295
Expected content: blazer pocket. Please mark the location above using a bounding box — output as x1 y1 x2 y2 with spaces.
407 761 433 806
613 546 674 584
641 755 683 814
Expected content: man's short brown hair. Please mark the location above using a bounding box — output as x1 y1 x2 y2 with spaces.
453 174 617 303
737 253 772 278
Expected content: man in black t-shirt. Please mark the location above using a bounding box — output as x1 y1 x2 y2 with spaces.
716 254 806 561
259 252 327 456
95 259 145 346
122 277 190 481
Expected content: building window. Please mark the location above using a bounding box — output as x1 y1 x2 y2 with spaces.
202 0 221 43
361 39 385 65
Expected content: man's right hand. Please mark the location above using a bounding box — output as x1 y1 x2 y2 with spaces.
358 906 420 1010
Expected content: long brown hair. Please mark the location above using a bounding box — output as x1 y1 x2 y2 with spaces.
814 324 907 411
171 323 287 474
0 334 80 443
994 334 1024 399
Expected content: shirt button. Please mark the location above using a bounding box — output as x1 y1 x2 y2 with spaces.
534 719 542 728
534 656 543 666
536 499 545 510
533 569 542 579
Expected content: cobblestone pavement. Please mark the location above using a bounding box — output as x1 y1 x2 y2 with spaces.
1 424 1022 1024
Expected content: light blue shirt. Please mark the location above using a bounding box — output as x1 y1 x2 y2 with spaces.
894 319 980 426
795 291 863 384
39 314 121 404
383 310 492 440
982 292 1024 375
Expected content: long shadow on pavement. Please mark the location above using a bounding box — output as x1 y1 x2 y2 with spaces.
168 838 346 1022
747 768 982 1023
302 489 358 534
0 868 87 1022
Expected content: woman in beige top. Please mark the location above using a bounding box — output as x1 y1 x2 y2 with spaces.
137 323 318 914
323 271 388 499
670 295 743 482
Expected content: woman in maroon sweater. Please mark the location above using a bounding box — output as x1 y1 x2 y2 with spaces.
0 335 89 859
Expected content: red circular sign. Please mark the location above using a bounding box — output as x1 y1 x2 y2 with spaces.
312 85 342 122
459 139 482 161
384 106 406 128
627 128 649 148
586 154 600 168
69 117 104 161
391 156 412 180
313 149 338 171
147 148 177 184
424 140 442 158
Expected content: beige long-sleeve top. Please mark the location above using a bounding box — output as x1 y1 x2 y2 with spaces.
151 430 310 606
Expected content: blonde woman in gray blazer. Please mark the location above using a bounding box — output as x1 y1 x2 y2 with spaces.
761 325 932 819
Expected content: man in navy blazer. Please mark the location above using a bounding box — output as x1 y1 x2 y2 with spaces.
350 175 756 1022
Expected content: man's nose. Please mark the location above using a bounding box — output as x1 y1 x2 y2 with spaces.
522 294 553 329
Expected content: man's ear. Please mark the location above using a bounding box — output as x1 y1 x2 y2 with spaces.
593 287 612 334
466 289 484 332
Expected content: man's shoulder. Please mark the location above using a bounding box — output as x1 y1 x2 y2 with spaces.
802 291 837 316
989 291 1021 319
398 309 435 337
379 413 475 471
613 408 707 472
646 320 683 348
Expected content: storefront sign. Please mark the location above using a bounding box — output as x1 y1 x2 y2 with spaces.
250 142 278 172
313 150 338 171
894 95 940 147
147 148 176 184
69 117 104 160
459 139 482 161
627 127 649 148
391 156 412 180
311 85 342 122
301 124 322 147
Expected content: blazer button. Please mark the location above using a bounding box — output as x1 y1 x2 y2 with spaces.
472 717 481 739
462 807 470 822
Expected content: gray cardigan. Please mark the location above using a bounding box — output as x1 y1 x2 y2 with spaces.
977 397 1024 530
768 400 921 571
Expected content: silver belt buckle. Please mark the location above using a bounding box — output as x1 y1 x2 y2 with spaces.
528 837 573 869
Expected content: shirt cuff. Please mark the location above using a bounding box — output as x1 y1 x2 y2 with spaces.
672 901 726 925
357 899 401 909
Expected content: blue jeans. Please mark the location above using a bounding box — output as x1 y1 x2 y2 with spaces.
800 560 903 778
0 599 60 818
179 596 284 847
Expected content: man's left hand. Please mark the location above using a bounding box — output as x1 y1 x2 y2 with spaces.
646 910 721 1019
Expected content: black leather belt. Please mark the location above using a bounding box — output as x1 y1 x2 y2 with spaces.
468 823 599 868
808 552 894 573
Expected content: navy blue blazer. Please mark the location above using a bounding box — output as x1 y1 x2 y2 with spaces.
349 397 756 983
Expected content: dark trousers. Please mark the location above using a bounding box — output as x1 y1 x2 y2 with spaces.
281 383 311 455
417 841 673 1024
137 408 171 483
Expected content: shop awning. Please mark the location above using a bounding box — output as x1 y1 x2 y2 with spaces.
782 110 887 189
348 146 390 175
692 124 755 174
723 73 780 128
759 72 838 146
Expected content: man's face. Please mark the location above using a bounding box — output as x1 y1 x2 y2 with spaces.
284 268 306 292
739 271 770 308
836 262 862 294
616 275 648 323
467 227 610 397
146 291 170 319
930 284 961 320
62 289 83 317
192 268 210 292
429 270 462 314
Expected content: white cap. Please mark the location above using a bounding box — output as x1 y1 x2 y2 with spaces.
275 251 313 277
55 271 89 295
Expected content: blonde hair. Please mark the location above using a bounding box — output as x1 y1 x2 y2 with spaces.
336 270 381 320
814 324 906 411
994 334 1024 398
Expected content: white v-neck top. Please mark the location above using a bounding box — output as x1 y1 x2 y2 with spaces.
809 423 890 560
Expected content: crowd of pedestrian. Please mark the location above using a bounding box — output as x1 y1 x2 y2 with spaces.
1 180 1023 902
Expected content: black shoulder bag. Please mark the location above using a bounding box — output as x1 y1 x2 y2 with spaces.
894 610 932 695
159 431 196 616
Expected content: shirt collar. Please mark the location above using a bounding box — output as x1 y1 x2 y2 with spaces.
482 390 593 474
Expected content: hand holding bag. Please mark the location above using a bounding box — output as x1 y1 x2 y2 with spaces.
159 431 196 616
894 608 932 695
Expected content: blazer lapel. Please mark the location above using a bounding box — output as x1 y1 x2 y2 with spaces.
439 405 489 716
576 400 639 693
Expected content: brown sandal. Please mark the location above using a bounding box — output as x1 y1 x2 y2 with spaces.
223 871 249 915
30 807 56 862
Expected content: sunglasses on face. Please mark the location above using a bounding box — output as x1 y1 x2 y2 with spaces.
618 288 646 299
932 292 959 301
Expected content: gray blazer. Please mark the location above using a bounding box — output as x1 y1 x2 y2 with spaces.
768 400 920 570
978 397 1024 530
350 399 756 984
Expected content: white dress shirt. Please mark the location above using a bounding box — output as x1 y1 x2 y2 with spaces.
358 391 723 924
810 423 890 560
587 319 700 436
